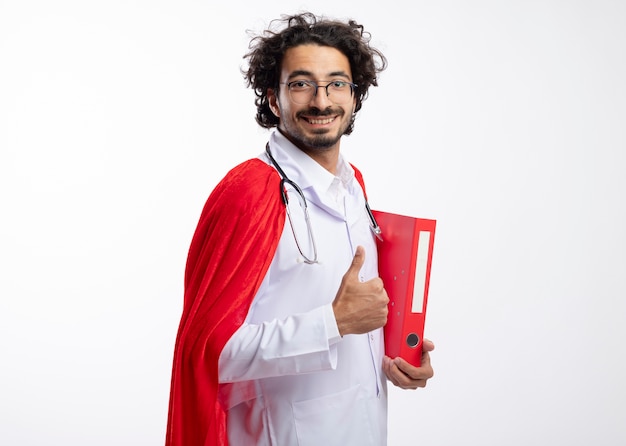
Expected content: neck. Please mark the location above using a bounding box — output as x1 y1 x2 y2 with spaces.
277 128 341 175
302 147 340 175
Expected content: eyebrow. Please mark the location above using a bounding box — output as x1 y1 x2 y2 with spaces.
286 70 352 81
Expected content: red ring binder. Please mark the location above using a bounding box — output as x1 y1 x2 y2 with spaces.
372 210 436 367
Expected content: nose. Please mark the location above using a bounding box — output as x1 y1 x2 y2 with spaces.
310 84 333 108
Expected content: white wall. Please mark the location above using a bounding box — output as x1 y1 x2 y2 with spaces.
1 1 624 445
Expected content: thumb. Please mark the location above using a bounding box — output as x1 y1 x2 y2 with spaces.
346 245 366 278
422 339 435 352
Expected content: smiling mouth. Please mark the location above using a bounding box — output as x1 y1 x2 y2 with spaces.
303 116 336 125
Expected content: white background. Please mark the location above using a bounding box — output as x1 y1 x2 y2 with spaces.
1 1 625 445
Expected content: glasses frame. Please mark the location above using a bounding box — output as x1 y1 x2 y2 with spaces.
281 80 358 104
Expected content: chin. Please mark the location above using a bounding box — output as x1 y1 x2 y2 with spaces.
308 127 346 145
304 135 341 150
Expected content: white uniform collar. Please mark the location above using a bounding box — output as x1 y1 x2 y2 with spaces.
268 129 355 197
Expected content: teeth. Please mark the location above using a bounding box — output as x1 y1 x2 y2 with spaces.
308 117 334 125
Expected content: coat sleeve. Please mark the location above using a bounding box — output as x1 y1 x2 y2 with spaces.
218 303 340 383
165 159 285 446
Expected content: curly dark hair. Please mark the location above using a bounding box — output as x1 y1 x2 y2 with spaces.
243 12 388 135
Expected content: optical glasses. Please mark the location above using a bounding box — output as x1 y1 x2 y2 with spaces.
281 80 357 105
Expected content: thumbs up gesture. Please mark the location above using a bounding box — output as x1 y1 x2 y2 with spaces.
332 246 389 336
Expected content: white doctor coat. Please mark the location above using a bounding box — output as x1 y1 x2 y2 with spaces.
218 130 387 446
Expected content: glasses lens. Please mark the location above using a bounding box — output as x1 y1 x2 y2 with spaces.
327 82 354 104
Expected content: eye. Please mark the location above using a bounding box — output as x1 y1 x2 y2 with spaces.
330 81 348 88
289 80 312 90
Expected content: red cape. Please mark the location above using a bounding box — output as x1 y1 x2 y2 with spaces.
166 158 367 446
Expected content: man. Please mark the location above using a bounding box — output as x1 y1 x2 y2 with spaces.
166 12 435 446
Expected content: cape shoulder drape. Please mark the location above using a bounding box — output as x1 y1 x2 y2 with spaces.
165 158 368 446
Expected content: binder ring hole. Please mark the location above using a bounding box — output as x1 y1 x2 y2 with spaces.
406 333 420 348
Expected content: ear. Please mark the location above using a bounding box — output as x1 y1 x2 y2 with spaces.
268 88 281 118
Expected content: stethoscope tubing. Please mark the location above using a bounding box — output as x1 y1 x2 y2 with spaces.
265 142 382 263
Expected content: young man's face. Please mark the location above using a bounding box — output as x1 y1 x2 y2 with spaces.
268 44 356 153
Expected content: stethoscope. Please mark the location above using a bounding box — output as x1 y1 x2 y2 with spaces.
265 143 382 264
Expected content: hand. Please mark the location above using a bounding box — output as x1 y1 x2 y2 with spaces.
332 246 389 336
383 339 435 390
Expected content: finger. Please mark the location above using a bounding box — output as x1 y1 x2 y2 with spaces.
345 245 366 278
384 357 422 389
420 350 431 368
393 355 434 381
382 356 400 386
382 356 391 375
